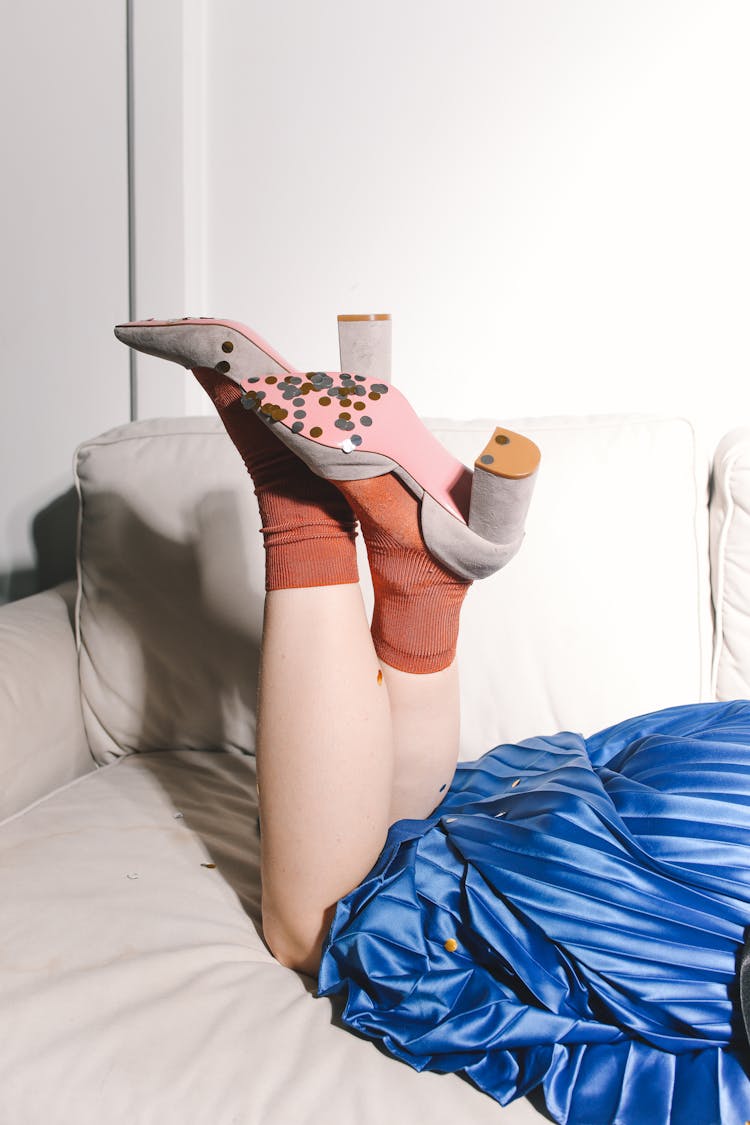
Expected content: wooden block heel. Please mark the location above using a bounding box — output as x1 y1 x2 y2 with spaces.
474 427 541 480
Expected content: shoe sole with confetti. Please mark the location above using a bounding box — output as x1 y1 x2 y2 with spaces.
114 317 540 580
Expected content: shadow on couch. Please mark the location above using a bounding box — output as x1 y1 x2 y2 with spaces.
80 489 268 933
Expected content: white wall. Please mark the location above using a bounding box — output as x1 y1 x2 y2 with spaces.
0 1 130 602
196 0 749 455
4 1 748 603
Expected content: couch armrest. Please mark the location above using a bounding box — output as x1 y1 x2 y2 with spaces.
0 582 95 822
710 428 750 700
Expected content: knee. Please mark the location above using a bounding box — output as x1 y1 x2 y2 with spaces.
262 908 325 978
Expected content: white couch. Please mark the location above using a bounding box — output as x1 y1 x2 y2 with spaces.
2 413 749 1125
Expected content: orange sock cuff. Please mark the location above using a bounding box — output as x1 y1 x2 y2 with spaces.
333 476 472 674
255 482 359 592
370 567 469 673
192 367 359 592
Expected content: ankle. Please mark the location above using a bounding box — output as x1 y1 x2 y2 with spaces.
334 477 472 674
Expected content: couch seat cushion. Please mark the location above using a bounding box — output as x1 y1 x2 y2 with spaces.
1 749 543 1124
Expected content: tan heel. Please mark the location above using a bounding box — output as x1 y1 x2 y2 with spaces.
474 427 541 480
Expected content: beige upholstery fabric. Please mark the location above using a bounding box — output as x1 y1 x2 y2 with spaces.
438 414 712 750
0 582 93 820
0 748 544 1124
711 427 750 700
75 414 712 763
74 419 266 763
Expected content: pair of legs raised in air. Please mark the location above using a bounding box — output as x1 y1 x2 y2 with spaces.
114 318 540 976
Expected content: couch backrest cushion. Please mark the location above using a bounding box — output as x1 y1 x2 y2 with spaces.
75 414 712 764
710 428 750 701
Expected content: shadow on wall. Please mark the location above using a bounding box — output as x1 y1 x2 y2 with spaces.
0 488 79 605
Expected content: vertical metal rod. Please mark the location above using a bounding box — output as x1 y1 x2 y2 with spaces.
126 0 138 421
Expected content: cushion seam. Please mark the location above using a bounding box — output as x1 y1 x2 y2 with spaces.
0 754 129 832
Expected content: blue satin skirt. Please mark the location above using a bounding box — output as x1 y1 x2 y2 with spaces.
318 701 750 1124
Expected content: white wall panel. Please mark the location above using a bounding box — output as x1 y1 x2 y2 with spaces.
201 0 750 454
128 0 210 418
0 0 131 601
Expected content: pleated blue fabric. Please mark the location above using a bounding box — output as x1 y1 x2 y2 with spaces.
318 701 750 1124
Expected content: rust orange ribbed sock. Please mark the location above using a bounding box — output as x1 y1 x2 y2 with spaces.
193 368 358 591
333 474 472 674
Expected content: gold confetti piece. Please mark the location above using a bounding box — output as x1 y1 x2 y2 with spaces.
511 779 521 788
444 938 458 953
201 863 216 869
377 669 383 685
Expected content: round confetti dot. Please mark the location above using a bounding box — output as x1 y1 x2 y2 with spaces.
480 454 495 465
292 421 304 433
248 377 260 383
354 401 366 410
294 409 306 419
338 412 351 421
444 938 458 953
287 375 301 385
310 426 323 438
360 416 373 426
301 382 313 393
368 392 381 401
340 397 352 407
371 384 389 394
355 375 366 381
495 433 510 445
319 396 331 406
265 376 278 384
293 397 305 407
350 433 363 447
215 361 230 374
221 341 234 353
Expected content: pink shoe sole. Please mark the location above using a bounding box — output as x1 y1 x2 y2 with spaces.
113 317 541 580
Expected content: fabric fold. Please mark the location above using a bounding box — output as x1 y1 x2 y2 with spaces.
319 701 750 1124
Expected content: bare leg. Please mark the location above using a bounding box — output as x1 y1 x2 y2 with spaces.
257 584 394 976
257 588 462 977
157 366 466 975
383 661 460 823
